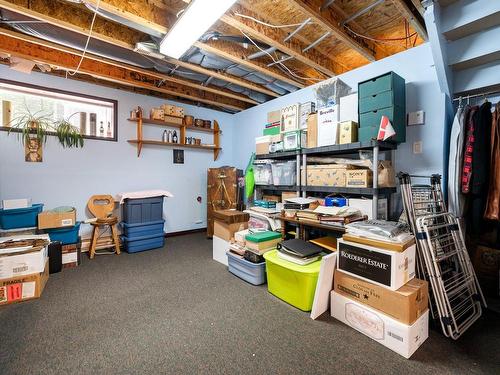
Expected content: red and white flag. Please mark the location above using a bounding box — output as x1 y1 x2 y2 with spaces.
377 115 396 141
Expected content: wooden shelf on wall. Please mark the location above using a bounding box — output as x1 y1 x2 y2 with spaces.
127 114 221 160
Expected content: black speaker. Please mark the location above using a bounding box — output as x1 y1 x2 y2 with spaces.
48 241 62 274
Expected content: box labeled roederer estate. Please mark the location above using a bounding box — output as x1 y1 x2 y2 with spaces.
337 238 416 290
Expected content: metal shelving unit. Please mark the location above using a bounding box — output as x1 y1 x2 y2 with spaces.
254 140 397 218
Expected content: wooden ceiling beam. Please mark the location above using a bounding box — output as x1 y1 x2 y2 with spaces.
0 0 279 98
390 0 428 41
0 33 248 111
221 4 337 77
286 0 376 62
0 27 258 105
194 40 305 88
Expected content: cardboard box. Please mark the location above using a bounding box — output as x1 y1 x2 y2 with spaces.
267 110 281 124
164 115 183 125
0 260 49 306
348 198 387 220
282 192 299 202
0 227 38 238
2 199 31 210
339 93 358 122
161 104 184 118
281 104 300 132
37 209 76 229
213 221 248 242
306 113 318 148
317 105 340 146
300 102 316 129
256 135 273 155
339 121 359 144
213 235 230 266
337 238 416 290
212 210 249 225
342 233 414 252
262 194 280 203
283 130 306 151
302 164 355 187
331 291 429 358
334 270 428 325
346 169 373 188
0 244 48 279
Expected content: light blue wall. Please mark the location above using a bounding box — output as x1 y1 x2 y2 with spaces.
231 43 447 178
0 65 234 236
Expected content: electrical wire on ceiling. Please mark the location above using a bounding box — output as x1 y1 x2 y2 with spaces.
236 26 325 82
233 12 312 28
65 0 101 77
344 24 417 44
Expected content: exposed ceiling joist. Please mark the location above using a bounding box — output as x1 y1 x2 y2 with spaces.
0 33 248 111
286 0 376 62
0 0 279 99
0 27 258 105
194 40 305 88
221 4 337 77
390 0 428 40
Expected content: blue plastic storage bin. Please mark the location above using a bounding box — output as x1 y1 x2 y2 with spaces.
45 222 81 245
0 203 43 229
227 251 267 286
120 220 165 238
121 232 165 253
122 196 164 224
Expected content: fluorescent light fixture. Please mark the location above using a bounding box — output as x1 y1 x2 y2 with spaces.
159 0 237 59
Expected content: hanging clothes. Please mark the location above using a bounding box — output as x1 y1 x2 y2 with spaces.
461 106 478 194
468 101 492 234
448 104 469 217
484 102 500 220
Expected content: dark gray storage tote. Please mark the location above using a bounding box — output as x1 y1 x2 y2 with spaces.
122 196 164 224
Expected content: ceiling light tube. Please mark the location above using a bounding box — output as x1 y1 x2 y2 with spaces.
159 0 237 59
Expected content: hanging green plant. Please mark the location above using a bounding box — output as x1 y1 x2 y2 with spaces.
7 107 54 146
54 113 84 148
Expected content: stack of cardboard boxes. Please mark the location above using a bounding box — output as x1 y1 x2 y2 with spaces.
212 210 249 266
0 235 50 306
331 236 429 358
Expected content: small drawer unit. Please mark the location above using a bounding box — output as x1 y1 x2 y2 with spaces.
358 72 406 143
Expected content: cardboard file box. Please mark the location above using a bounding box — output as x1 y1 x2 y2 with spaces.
38 209 76 229
0 244 48 279
337 238 416 290
331 291 429 358
0 260 49 306
334 270 428 325
301 164 355 187
306 113 318 148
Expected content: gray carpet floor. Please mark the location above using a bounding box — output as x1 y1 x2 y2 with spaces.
0 232 499 375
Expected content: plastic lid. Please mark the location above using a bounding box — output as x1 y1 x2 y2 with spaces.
245 231 281 243
263 250 322 273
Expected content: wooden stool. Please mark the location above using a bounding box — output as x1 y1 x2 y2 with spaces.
87 195 120 259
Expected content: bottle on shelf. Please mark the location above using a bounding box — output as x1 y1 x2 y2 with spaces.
106 121 112 138
168 130 173 143
99 121 104 136
89 113 96 136
172 130 178 143
162 130 168 143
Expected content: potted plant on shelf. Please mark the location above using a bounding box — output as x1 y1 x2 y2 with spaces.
54 112 84 148
7 107 53 146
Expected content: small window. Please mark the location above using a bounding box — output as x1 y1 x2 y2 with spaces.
0 79 118 141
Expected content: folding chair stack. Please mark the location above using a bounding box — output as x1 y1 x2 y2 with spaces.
398 173 486 339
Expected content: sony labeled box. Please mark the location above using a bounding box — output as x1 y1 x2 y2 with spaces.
334 270 428 325
331 291 429 359
337 238 415 290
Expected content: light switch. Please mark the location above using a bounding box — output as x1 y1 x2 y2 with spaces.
413 141 423 154
408 110 425 126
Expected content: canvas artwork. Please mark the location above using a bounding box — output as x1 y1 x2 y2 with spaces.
25 137 43 162
173 149 184 164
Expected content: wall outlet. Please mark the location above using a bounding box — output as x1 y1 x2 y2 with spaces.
413 141 423 154
408 110 425 126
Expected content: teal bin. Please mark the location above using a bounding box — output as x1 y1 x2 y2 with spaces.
45 222 81 245
0 204 43 229
358 106 406 143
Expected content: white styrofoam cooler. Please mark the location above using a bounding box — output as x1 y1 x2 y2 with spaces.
213 235 230 266
331 291 429 358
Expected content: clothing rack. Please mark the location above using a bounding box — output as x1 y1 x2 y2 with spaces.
453 89 500 102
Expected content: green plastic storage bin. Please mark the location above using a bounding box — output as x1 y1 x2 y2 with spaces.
358 90 405 113
263 250 321 311
263 125 281 136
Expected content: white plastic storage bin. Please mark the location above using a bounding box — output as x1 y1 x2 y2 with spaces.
271 161 297 186
227 251 266 285
253 160 273 185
